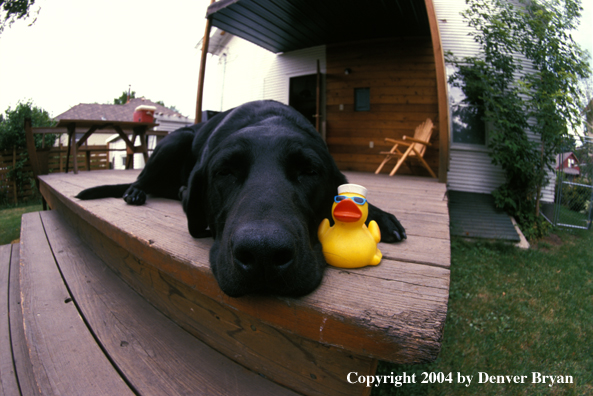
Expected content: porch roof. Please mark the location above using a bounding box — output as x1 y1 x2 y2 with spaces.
206 0 431 53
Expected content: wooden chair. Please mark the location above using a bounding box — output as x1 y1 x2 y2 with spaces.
375 118 436 178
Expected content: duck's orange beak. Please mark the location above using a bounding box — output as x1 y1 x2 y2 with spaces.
333 199 362 222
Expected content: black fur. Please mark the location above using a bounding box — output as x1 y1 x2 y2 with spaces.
77 100 406 297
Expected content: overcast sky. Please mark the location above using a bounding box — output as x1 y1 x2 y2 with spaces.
1 0 592 120
0 0 213 119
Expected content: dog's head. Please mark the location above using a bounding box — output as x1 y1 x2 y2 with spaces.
183 101 346 297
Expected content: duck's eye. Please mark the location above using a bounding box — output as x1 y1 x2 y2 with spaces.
352 197 367 205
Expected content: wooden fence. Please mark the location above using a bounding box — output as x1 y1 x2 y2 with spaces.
0 145 109 204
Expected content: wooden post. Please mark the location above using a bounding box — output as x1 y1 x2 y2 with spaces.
24 118 41 180
425 0 450 183
59 141 63 172
315 59 321 132
85 141 91 171
194 0 216 124
67 123 79 174
12 146 18 204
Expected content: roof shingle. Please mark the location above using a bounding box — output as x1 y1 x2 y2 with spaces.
55 98 186 122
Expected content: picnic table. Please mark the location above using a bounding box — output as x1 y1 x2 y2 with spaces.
53 119 160 173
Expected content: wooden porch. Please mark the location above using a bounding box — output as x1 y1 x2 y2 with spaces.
1 170 450 395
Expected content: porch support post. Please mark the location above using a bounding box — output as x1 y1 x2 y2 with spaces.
195 0 216 124
425 0 449 183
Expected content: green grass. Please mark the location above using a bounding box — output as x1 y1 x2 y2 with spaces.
0 202 43 245
556 205 591 229
372 228 593 396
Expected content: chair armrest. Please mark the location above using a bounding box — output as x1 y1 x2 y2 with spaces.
403 136 432 146
384 138 411 146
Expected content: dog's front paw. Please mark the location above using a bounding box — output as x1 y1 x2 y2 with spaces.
367 204 407 242
123 187 146 205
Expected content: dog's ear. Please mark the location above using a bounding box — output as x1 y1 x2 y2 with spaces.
182 166 210 238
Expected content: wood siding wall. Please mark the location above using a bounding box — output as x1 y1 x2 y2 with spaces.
325 37 439 176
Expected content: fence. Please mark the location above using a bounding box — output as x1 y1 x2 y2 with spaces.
542 147 593 230
0 145 109 205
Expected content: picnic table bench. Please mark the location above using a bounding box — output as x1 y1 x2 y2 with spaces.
2 169 450 395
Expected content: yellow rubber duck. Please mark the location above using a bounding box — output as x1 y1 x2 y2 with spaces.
318 184 382 268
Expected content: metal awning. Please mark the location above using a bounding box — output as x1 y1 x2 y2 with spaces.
206 0 431 53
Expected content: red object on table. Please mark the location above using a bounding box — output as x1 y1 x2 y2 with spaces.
134 105 156 123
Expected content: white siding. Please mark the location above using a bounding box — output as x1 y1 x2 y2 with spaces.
263 46 327 104
434 0 503 195
214 36 277 110
448 147 506 194
210 35 326 111
434 0 555 202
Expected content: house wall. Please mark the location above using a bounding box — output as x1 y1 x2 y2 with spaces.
433 0 506 194
325 37 439 175
214 36 276 110
212 36 326 114
434 0 555 202
206 0 555 202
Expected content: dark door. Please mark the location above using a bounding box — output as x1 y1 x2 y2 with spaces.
289 73 320 130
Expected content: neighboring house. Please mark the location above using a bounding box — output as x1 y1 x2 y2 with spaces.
198 0 555 203
556 152 581 179
54 98 193 169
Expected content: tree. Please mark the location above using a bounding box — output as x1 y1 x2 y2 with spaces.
113 90 136 105
0 100 55 204
112 90 181 114
448 0 591 240
0 100 55 150
1 0 38 34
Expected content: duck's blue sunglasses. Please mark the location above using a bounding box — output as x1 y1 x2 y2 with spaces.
334 195 367 205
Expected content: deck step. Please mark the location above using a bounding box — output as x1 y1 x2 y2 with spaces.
11 212 297 395
1 244 21 396
37 169 451 395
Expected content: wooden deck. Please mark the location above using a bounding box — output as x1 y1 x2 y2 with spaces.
4 169 449 395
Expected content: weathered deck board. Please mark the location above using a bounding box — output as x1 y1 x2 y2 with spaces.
0 244 19 396
7 244 40 396
39 210 298 396
38 169 450 394
19 213 135 396
38 191 378 396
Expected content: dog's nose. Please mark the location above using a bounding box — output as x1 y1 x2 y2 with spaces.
232 223 295 274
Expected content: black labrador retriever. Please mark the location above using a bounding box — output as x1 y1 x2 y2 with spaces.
77 100 406 297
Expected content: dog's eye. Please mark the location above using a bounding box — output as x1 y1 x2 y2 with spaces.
296 167 319 183
215 168 233 177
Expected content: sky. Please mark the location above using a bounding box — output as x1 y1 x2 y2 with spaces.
0 0 592 120
0 0 214 119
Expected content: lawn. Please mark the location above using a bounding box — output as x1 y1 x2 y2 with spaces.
372 228 592 396
0 202 44 245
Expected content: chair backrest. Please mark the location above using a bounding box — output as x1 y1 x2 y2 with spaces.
412 118 433 157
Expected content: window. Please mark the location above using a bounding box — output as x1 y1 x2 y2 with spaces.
354 88 370 112
451 104 487 145
447 66 487 146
